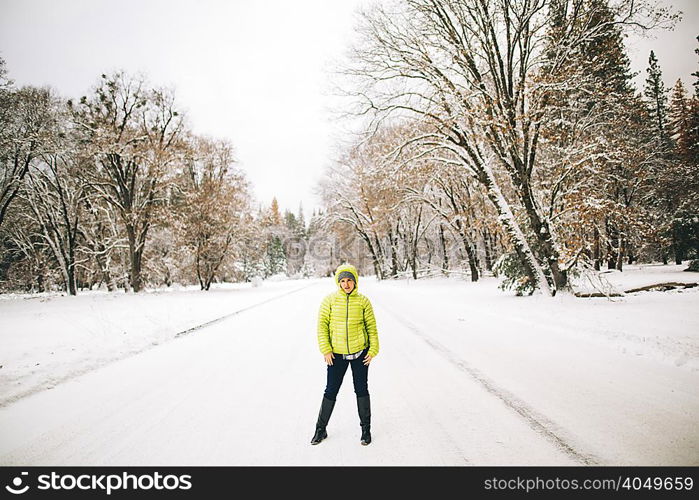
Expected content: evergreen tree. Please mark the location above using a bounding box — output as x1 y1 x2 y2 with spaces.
644 51 669 144
582 0 634 96
297 203 306 238
264 234 287 277
283 209 297 233
693 36 699 98
659 41 699 263
668 80 692 159
689 37 699 167
256 198 289 278
540 0 646 271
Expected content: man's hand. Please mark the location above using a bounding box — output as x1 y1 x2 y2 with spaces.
324 352 335 366
363 354 374 366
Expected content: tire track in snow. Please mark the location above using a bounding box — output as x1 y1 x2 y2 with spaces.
383 321 472 464
377 301 600 465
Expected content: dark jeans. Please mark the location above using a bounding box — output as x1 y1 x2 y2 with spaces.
324 349 369 401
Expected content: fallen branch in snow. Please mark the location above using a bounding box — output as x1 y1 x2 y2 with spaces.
574 291 623 298
570 264 620 299
624 282 698 293
575 282 697 297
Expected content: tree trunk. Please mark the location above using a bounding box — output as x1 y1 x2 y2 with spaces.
459 234 479 282
203 263 212 290
425 237 433 265
127 225 144 292
673 228 684 264
481 167 553 296
593 226 601 271
409 208 422 279
359 231 384 280
67 262 77 296
453 218 479 281
389 225 399 277
482 227 494 272
410 255 418 280
371 232 386 279
519 180 567 290
616 236 625 272
95 251 116 291
66 236 77 295
196 243 205 290
439 223 449 275
36 269 45 293
131 250 143 292
607 219 618 270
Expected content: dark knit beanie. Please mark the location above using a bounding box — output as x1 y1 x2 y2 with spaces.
337 271 355 282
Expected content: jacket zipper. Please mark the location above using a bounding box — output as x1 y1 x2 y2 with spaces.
345 292 350 354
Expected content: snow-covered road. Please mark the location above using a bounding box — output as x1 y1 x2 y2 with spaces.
373 279 699 466
0 276 697 465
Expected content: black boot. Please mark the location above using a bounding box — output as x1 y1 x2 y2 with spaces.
311 396 335 445
357 395 371 445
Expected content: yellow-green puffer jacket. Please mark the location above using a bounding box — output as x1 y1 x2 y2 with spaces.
317 264 379 357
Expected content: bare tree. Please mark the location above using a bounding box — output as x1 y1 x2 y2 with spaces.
320 130 403 279
79 195 123 291
70 72 186 292
402 156 492 281
21 95 87 295
178 136 250 290
2 211 54 292
1 85 54 229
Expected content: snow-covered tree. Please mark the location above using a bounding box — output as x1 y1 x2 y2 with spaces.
255 199 288 278
20 92 87 295
660 77 699 263
1 209 56 292
176 136 250 290
400 148 498 281
230 212 265 282
79 193 124 291
0 83 54 230
338 0 678 293
533 0 678 273
281 206 309 276
69 72 187 292
319 127 405 280
644 50 669 145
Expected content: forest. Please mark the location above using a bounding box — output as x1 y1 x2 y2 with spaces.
1 0 697 296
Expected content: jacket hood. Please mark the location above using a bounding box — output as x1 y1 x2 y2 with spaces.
334 263 359 293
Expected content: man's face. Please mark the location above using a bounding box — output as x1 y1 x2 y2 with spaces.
340 277 355 293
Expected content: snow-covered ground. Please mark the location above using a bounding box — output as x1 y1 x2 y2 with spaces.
0 278 322 407
0 263 697 465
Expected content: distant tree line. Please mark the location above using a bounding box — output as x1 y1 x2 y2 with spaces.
0 62 338 294
318 0 699 295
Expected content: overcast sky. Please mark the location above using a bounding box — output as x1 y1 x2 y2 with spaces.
0 0 696 217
